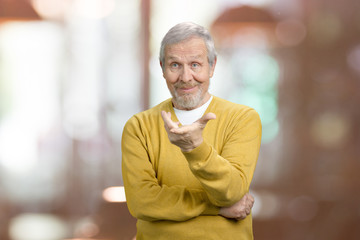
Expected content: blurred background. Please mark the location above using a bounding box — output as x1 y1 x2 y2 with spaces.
0 0 359 239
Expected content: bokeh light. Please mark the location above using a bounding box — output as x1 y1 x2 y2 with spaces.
9 213 68 240
102 186 127 203
229 49 279 143
310 111 351 149
31 0 72 20
308 12 342 46
73 217 100 238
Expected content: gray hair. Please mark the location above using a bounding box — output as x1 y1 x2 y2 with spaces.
159 22 217 68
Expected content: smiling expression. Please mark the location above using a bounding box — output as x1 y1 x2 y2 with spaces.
161 37 216 110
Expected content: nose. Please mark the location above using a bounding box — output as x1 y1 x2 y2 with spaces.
179 65 193 82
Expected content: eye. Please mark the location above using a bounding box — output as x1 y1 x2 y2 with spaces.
170 62 179 68
191 62 200 68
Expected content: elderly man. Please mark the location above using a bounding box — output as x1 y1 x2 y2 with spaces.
122 22 262 240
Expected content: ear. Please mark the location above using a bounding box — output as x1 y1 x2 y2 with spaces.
209 56 217 78
160 61 165 77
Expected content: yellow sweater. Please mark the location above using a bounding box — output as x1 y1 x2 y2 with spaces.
121 96 262 240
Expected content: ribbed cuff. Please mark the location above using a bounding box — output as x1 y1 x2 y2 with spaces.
182 141 212 165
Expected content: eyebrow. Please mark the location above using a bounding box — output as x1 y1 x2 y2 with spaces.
166 55 203 61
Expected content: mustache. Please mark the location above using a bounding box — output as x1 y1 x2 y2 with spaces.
174 81 200 88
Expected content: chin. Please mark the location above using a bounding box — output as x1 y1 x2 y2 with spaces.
171 86 205 110
174 95 202 110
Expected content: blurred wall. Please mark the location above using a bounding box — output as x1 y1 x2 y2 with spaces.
0 0 359 239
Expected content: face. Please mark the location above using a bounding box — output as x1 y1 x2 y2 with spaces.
161 37 216 110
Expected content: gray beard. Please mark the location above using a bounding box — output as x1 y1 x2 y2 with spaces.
172 87 203 110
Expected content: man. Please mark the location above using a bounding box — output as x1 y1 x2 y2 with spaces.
122 22 262 240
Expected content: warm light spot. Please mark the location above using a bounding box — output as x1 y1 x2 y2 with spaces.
102 186 126 202
310 112 351 149
73 217 100 238
308 12 342 46
32 0 116 20
31 0 72 20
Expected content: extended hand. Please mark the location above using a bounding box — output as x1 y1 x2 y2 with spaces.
218 193 255 220
161 111 216 152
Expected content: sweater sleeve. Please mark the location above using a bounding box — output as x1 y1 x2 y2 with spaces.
183 109 262 207
121 116 219 222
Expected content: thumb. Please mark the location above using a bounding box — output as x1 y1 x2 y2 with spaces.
161 110 179 129
197 112 216 127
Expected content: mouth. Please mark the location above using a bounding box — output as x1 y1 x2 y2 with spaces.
175 82 199 94
178 86 197 93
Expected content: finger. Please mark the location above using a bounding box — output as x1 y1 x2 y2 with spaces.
161 111 179 129
236 214 246 221
196 112 216 127
248 193 255 204
170 124 194 134
248 193 254 201
161 112 171 132
250 199 254 208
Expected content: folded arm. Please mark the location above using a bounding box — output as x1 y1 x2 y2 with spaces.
121 117 219 222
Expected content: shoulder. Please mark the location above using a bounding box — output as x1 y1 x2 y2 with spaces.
210 96 261 135
211 96 260 120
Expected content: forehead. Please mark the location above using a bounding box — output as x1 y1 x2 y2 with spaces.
164 37 208 60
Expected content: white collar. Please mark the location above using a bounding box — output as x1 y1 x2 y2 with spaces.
174 96 213 125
